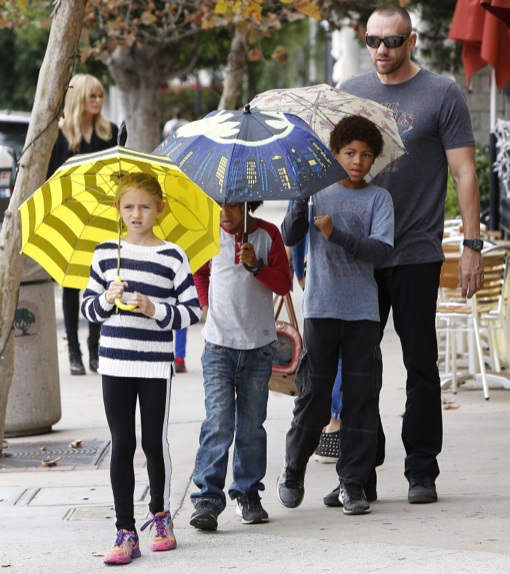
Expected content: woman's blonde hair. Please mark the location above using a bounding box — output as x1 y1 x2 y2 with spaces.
60 74 112 153
115 173 164 207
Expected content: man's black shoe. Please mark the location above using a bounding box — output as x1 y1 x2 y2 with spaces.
276 463 306 508
324 472 377 507
338 481 371 515
190 499 220 530
235 493 269 524
407 471 437 504
324 484 342 507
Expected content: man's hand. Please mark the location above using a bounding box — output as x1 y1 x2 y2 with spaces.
105 280 128 304
314 215 334 240
458 248 484 298
128 292 156 317
238 242 258 268
202 305 209 321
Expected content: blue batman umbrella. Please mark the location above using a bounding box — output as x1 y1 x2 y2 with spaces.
154 104 346 204
154 104 346 268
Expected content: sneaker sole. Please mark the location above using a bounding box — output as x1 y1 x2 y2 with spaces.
408 494 438 504
149 540 177 551
104 549 141 564
313 454 338 463
190 515 218 531
235 505 269 524
343 506 371 515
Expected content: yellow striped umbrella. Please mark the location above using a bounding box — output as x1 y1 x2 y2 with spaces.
19 146 221 289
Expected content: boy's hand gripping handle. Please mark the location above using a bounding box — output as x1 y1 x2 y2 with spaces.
114 275 137 311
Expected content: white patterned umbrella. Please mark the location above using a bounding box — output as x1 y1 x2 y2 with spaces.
250 84 406 182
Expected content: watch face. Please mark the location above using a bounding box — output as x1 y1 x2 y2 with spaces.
464 239 484 251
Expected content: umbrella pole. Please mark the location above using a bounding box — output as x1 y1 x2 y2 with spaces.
489 67 500 231
242 204 251 271
243 204 248 245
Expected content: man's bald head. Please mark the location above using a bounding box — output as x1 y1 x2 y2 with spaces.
368 4 412 34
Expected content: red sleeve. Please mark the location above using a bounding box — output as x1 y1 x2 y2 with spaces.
254 221 292 296
193 262 211 307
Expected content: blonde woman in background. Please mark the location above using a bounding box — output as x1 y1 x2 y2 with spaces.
47 74 118 375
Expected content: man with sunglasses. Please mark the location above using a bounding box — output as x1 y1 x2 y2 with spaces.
335 4 483 505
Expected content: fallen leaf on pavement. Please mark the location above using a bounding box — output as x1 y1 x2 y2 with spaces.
69 439 82 448
444 404 460 410
42 457 61 467
38 446 47 451
92 552 106 557
442 398 456 404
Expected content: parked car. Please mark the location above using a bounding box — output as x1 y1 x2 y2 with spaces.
0 110 30 223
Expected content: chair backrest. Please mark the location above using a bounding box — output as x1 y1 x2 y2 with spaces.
475 247 510 311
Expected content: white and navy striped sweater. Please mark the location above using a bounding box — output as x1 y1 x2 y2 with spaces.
81 239 201 379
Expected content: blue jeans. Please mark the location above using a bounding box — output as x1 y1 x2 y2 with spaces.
331 359 342 420
191 342 273 510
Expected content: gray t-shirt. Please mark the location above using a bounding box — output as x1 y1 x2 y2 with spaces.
303 182 394 322
340 68 475 268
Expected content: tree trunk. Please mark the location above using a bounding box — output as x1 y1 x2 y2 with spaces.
108 44 203 153
218 28 248 111
107 46 164 153
0 0 86 454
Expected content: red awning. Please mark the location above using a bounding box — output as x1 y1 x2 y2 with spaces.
481 0 510 28
448 0 510 88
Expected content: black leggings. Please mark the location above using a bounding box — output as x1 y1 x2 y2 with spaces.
103 375 172 532
63 287 100 339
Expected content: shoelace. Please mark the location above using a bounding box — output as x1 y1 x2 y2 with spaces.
141 514 167 538
284 468 303 489
113 530 127 548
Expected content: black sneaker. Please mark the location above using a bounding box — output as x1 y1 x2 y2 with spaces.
313 431 339 463
235 493 269 524
324 484 342 507
276 462 306 508
190 499 220 530
407 471 437 504
324 470 377 507
338 481 371 515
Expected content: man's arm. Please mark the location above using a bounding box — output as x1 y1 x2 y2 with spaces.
446 146 484 298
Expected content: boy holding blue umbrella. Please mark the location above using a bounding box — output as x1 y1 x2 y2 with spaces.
190 200 292 530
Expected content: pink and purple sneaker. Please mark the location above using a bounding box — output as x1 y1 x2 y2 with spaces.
141 511 177 551
104 529 141 565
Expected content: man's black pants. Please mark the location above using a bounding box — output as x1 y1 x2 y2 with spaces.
285 318 381 487
375 261 443 479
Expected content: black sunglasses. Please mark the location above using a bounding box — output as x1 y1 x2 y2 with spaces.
365 34 410 49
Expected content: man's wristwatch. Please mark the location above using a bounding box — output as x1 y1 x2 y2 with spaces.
463 238 484 252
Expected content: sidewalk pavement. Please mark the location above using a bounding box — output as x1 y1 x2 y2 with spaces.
1 201 510 573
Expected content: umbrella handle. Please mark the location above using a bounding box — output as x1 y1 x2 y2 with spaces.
242 231 251 271
114 275 137 311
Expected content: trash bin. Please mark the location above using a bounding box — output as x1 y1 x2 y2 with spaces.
4 259 61 437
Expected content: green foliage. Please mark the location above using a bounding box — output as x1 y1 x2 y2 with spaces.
444 144 491 220
243 18 326 103
0 26 49 110
161 83 222 124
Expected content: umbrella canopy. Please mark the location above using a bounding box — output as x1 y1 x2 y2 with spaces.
154 105 347 204
449 0 510 89
19 146 221 290
481 0 510 28
249 84 406 182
